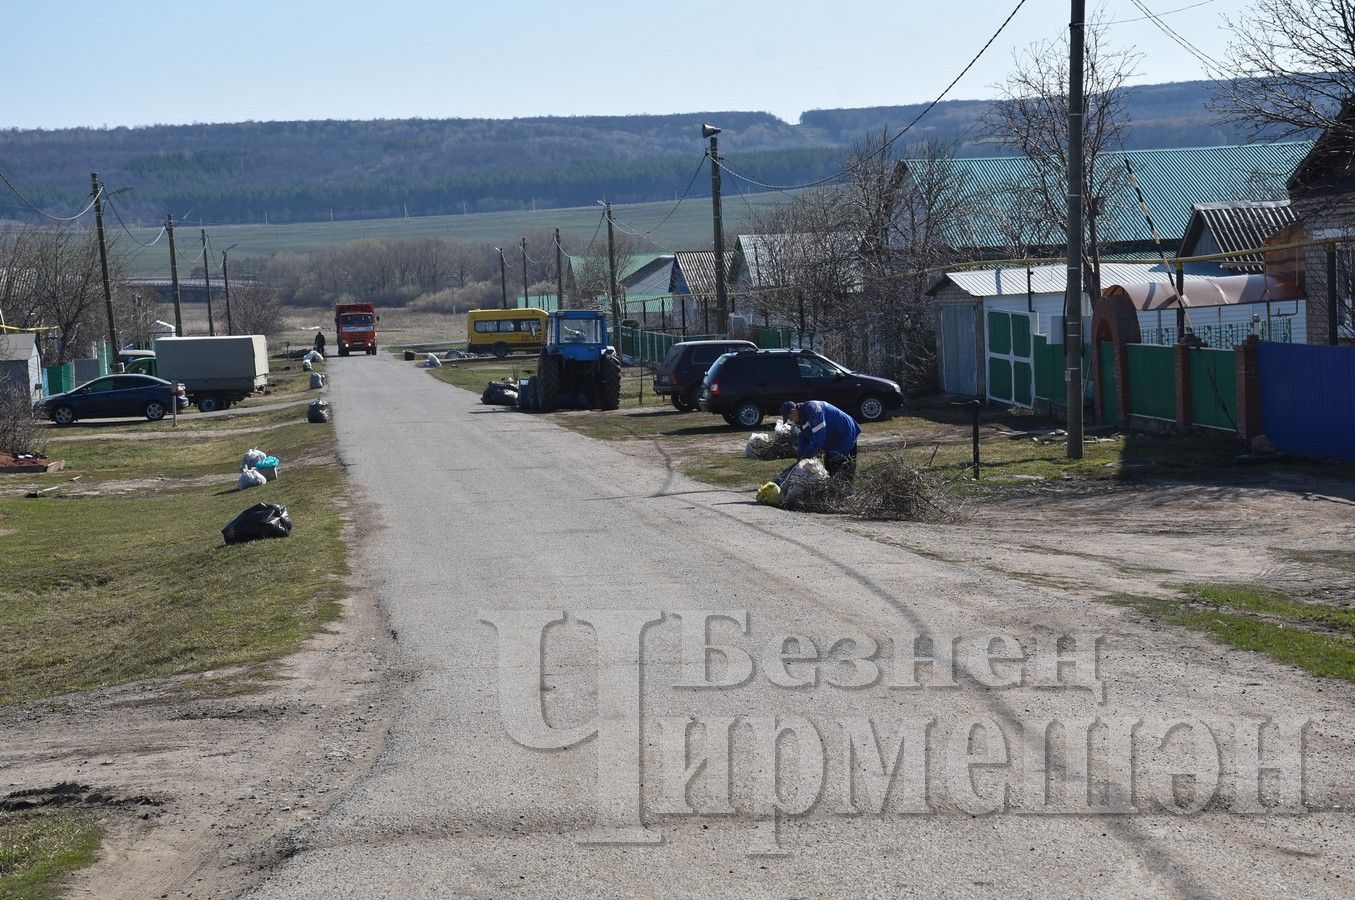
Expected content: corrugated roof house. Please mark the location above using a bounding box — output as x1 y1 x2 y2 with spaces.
923 142 1313 258
1178 201 1298 272
1285 102 1355 344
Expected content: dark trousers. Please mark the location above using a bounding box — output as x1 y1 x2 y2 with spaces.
824 445 858 481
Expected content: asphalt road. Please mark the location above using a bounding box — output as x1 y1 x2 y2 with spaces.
249 352 1354 898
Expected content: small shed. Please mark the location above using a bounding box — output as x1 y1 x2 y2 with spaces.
0 333 42 403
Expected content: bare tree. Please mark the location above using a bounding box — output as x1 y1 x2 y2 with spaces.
0 225 116 364
987 18 1140 298
0 373 42 457
1214 0 1355 144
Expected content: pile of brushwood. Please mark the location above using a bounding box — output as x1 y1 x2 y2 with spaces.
845 455 953 522
768 454 953 523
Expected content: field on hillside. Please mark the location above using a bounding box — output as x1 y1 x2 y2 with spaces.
112 190 789 278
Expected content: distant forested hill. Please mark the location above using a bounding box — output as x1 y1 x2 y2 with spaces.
0 80 1281 226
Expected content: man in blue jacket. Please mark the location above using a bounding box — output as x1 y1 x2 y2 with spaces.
782 400 861 480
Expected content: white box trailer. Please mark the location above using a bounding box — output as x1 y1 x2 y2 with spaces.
154 335 268 412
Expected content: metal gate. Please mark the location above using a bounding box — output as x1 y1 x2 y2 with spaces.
940 304 978 395
986 310 1033 407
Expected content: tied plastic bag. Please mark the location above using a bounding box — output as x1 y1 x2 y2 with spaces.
755 481 783 506
744 420 799 460
424 354 442 368
238 467 267 489
222 502 293 544
302 359 313 372
310 372 326 389
303 349 323 364
307 399 332 423
256 456 280 481
480 381 518 406
241 448 267 470
781 459 830 509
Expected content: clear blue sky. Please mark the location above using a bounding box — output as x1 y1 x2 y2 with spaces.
1 0 1247 129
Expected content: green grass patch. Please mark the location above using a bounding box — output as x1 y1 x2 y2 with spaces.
0 461 347 706
1112 588 1355 682
2 406 346 707
0 810 101 900
1182 583 1355 632
41 421 333 480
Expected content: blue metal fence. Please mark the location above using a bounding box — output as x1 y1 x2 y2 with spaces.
1258 341 1355 462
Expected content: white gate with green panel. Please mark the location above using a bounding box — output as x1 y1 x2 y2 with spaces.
986 310 1033 407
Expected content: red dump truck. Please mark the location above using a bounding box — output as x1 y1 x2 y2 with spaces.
334 302 379 356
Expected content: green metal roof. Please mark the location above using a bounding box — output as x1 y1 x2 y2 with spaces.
566 252 672 284
932 142 1314 251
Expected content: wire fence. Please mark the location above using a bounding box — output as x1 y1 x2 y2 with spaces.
1139 317 1293 348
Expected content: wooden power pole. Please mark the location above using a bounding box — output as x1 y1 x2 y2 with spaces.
166 214 184 336
1064 0 1086 460
91 173 120 362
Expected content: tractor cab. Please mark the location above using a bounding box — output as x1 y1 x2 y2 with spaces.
527 309 622 412
549 310 609 352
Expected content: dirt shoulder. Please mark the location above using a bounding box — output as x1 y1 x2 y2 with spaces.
1 560 397 900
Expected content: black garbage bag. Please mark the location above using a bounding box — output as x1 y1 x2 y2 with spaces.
480 381 519 406
222 503 293 545
307 399 332 423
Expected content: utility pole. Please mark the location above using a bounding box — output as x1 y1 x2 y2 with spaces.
91 173 120 362
703 124 729 335
166 214 183 336
554 227 565 311
605 201 621 334
1063 0 1085 460
201 229 216 336
494 247 508 309
221 244 238 335
521 236 529 309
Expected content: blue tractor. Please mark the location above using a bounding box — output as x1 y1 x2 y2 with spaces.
530 309 622 412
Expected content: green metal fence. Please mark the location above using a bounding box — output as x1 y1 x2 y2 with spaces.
1125 343 1177 421
42 363 74 396
618 325 798 366
1188 347 1238 430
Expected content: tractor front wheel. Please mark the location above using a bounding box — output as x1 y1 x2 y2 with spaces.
599 353 622 411
537 355 561 412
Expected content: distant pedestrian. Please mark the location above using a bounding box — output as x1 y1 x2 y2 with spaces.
314 331 326 356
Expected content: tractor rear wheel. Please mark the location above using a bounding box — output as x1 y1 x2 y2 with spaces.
599 353 622 411
537 355 561 412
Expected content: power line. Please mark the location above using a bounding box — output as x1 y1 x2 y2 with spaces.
0 166 102 222
104 194 167 247
608 151 709 237
718 0 1030 193
1128 0 1228 77
1104 0 1217 25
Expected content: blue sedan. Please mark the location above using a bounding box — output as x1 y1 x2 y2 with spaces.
41 374 189 425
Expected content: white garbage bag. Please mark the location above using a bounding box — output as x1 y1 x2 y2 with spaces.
303 350 323 364
424 354 442 368
241 448 267 469
745 420 799 460
238 467 267 489
302 359 313 372
310 372 326 389
781 459 829 508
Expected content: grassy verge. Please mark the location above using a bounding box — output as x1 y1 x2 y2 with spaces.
422 357 1269 493
1 415 346 706
1112 583 1355 681
0 811 101 900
